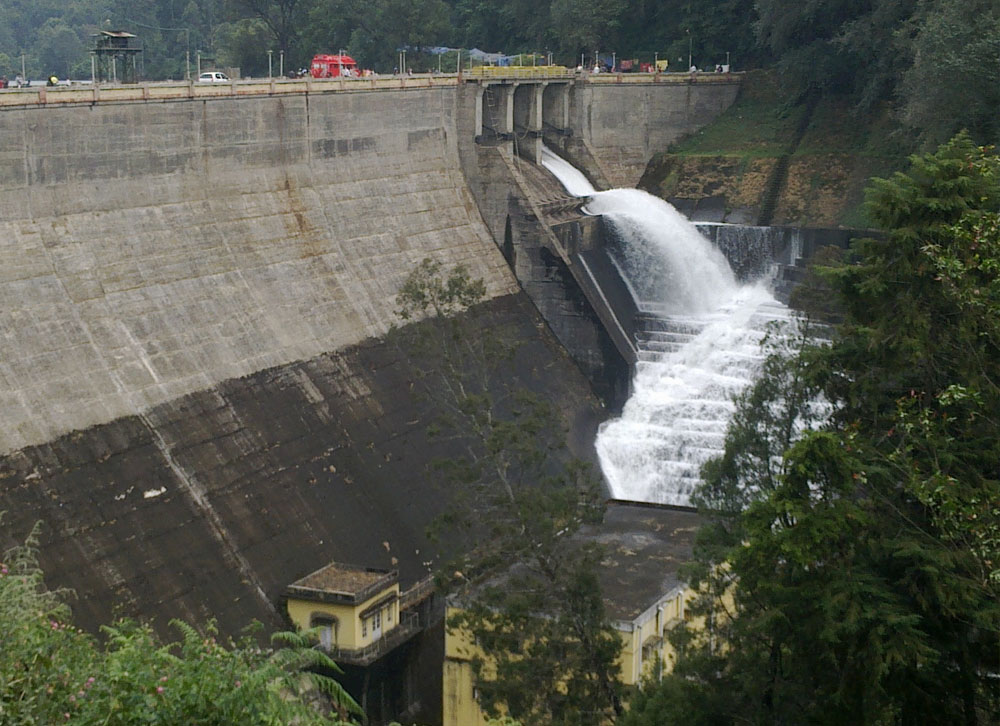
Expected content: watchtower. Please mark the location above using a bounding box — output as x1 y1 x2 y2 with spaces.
92 30 142 84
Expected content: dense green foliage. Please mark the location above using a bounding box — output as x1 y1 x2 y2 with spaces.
393 260 623 726
0 521 361 725
622 136 1000 725
3 0 995 143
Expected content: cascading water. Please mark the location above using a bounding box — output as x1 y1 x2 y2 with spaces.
541 148 795 506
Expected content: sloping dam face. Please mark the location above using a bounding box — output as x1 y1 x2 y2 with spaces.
0 79 739 638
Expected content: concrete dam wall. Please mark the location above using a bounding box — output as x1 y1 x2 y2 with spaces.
0 77 740 646
0 88 516 454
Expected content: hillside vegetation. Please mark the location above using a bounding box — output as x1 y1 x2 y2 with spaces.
2 0 997 153
639 70 911 227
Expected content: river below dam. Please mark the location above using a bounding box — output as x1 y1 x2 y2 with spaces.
541 148 795 506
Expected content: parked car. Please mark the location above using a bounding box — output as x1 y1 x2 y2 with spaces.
198 71 230 83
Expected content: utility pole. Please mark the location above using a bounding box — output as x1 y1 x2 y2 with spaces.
687 29 692 70
185 28 190 80
267 49 273 78
196 50 201 78
279 50 284 77
726 51 730 70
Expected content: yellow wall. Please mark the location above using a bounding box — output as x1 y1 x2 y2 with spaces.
617 589 690 684
287 583 400 651
443 588 695 726
443 659 490 726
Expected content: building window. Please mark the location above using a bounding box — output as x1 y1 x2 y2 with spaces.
387 605 393 624
362 618 367 637
373 611 381 630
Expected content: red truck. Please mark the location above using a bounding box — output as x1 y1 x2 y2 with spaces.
310 54 359 78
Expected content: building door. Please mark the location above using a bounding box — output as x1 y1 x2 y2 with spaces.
371 610 382 640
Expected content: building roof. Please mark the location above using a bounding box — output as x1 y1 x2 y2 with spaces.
99 30 137 38
450 501 702 624
575 501 701 622
286 562 397 606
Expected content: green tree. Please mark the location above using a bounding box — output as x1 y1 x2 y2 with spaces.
898 0 1000 145
35 18 85 78
302 0 450 71
224 0 313 64
391 259 623 726
753 0 917 105
625 136 1000 725
0 520 361 725
217 18 273 75
549 0 625 59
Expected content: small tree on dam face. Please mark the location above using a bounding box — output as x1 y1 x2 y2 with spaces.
391 258 624 726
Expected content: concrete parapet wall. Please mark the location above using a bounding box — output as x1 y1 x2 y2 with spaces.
0 89 516 454
0 75 463 109
571 76 741 187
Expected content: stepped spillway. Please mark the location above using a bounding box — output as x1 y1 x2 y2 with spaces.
541 147 794 506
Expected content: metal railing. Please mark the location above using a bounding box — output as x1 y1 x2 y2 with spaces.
324 609 421 666
464 65 575 80
399 575 436 611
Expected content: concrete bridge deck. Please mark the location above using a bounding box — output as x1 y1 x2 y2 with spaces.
0 71 742 109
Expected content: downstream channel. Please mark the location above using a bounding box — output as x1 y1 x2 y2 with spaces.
541 148 795 506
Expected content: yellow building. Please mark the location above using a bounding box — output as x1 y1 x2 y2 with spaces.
285 562 438 725
443 502 701 726
285 562 421 666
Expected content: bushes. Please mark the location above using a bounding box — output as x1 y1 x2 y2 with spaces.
0 520 360 726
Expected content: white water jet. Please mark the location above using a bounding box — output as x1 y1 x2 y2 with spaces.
541 147 792 506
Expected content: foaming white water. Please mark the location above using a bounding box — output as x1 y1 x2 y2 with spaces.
587 189 737 314
597 290 793 505
541 148 597 197
542 146 792 506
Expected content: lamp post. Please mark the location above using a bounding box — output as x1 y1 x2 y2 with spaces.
185 28 190 80
196 50 201 78
267 49 273 78
687 29 692 71
279 49 284 77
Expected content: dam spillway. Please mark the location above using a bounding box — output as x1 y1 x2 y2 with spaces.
541 148 795 506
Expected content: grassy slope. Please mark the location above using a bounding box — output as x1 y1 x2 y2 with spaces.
640 70 912 227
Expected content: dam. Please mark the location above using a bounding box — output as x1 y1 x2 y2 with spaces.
0 71 742 645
